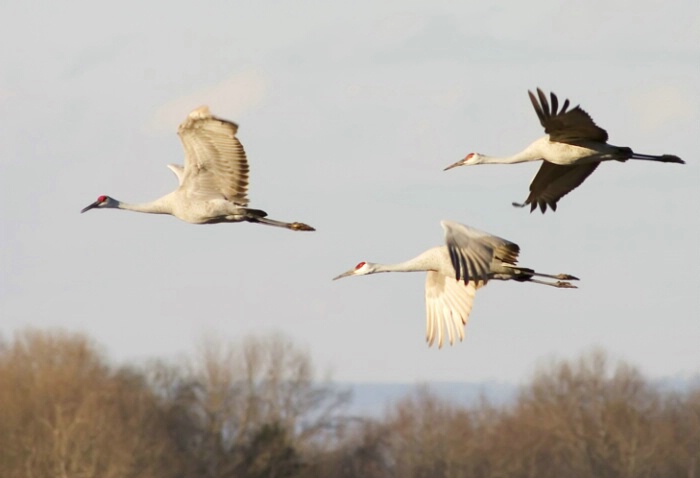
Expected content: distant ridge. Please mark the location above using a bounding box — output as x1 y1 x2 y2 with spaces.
338 381 517 417
337 376 698 418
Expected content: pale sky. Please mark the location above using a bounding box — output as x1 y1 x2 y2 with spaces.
1 0 698 383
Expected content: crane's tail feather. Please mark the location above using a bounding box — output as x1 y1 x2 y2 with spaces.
630 153 685 164
244 208 268 218
246 215 315 231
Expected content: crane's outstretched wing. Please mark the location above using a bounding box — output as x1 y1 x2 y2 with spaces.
529 88 608 144
177 106 250 206
425 272 480 348
517 162 600 213
441 221 520 284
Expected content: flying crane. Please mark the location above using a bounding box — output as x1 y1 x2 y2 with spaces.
81 106 315 231
444 88 684 212
333 221 578 348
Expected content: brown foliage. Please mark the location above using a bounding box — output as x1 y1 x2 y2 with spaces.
315 351 699 478
144 334 349 478
480 350 665 478
0 330 697 478
0 329 173 478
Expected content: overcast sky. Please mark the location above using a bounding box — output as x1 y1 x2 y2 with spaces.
1 0 698 383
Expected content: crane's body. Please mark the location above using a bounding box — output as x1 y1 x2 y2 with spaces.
444 88 684 213
333 221 578 348
479 136 631 166
95 192 262 225
347 245 560 284
81 106 314 231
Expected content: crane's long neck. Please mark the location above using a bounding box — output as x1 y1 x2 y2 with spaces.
116 195 174 215
478 149 540 165
475 140 544 165
372 249 438 274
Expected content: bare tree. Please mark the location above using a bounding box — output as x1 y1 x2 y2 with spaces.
146 333 349 478
326 351 700 478
0 329 174 478
659 385 700 478
488 349 674 478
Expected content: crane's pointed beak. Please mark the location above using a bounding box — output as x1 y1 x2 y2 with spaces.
332 269 356 281
443 159 465 171
80 201 100 213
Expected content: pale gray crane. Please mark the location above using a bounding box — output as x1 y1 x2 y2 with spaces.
444 88 685 213
333 221 578 348
81 106 315 231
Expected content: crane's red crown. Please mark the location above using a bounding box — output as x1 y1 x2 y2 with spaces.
355 262 366 270
465 153 475 160
97 195 107 203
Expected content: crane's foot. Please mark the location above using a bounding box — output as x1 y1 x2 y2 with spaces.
556 274 579 281
661 154 684 164
555 281 577 289
290 222 316 231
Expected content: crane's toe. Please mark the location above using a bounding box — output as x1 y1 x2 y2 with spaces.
290 222 316 232
555 281 577 289
557 274 579 280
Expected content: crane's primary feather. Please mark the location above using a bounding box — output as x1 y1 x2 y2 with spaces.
522 161 601 213
529 88 608 144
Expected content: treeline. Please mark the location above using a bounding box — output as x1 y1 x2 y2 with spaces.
0 329 697 478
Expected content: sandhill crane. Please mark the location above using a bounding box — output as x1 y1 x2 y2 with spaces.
81 106 315 231
444 88 685 213
333 221 578 348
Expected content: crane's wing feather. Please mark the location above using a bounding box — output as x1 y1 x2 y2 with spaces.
425 271 480 348
529 88 608 144
177 106 250 206
166 164 185 185
521 162 601 213
441 221 520 284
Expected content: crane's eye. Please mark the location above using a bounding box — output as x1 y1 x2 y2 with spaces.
355 262 366 270
97 195 107 203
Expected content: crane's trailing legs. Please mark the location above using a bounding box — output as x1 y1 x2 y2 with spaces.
508 269 579 288
247 215 315 231
462 262 579 288
235 206 314 231
628 153 684 163
204 206 315 230
222 208 316 231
